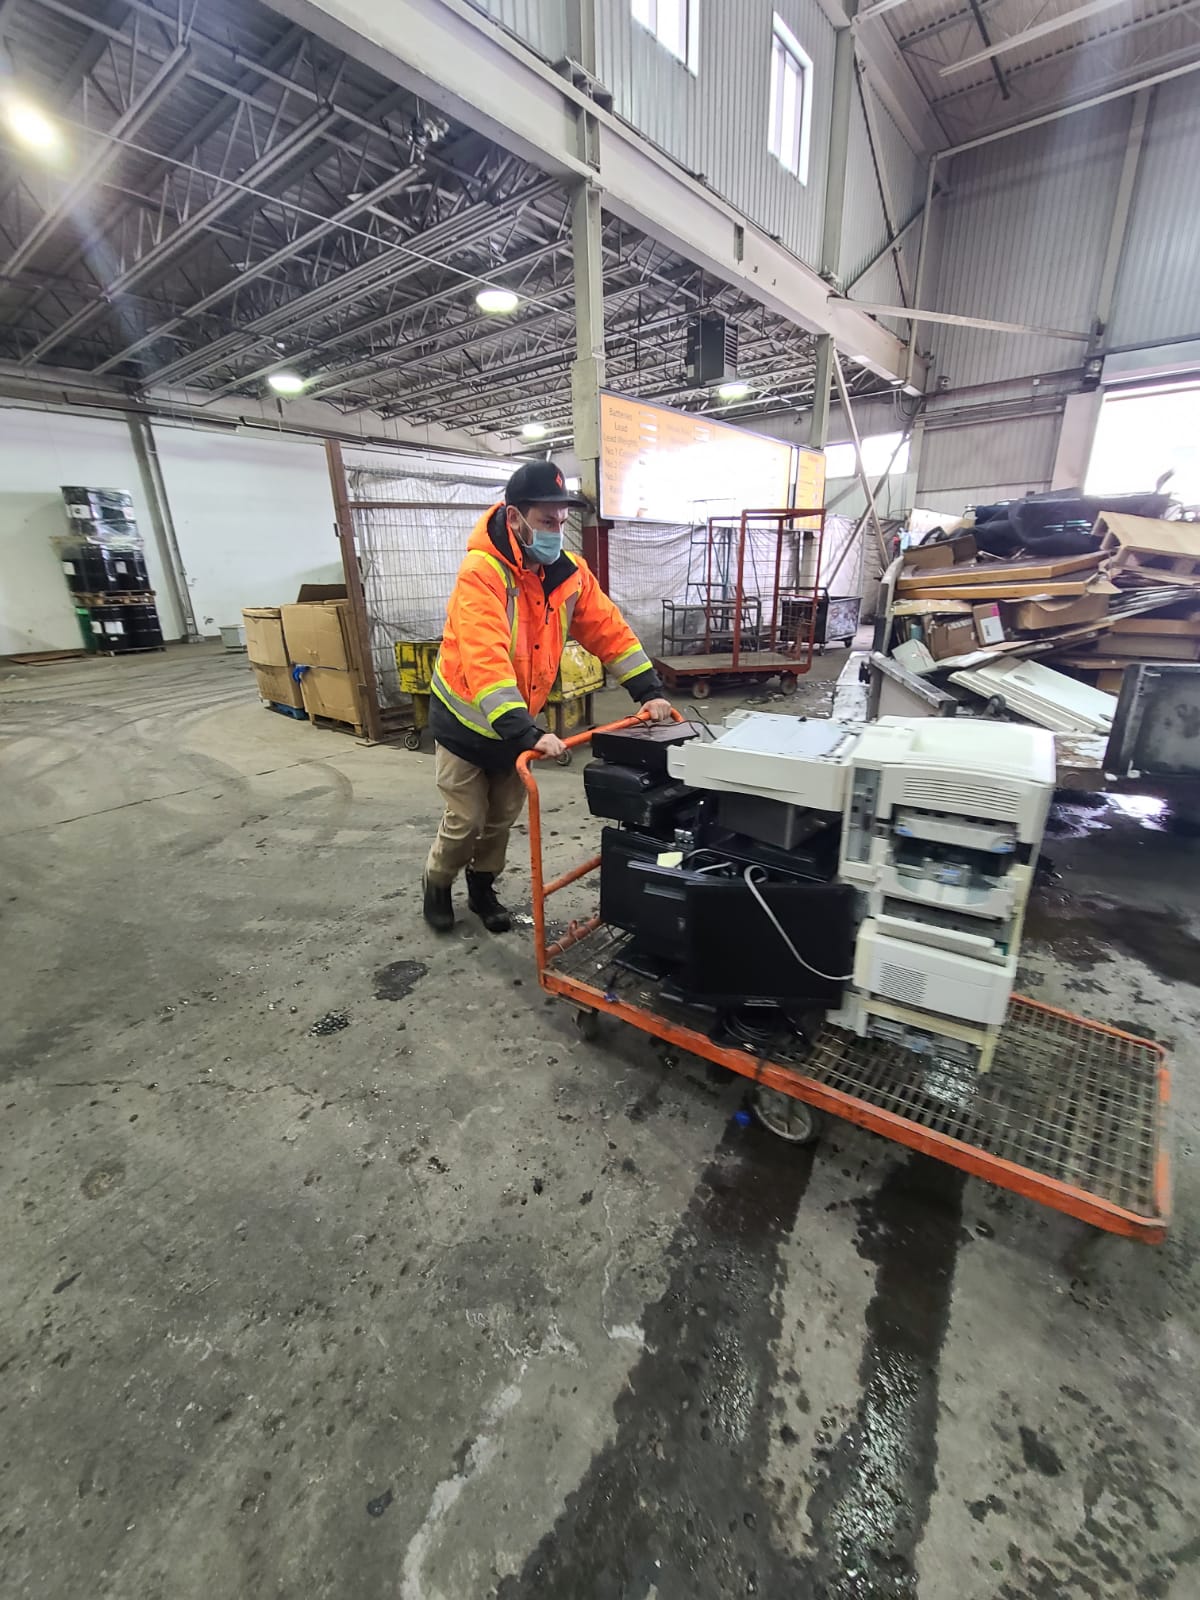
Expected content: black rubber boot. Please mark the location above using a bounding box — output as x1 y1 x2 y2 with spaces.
422 874 455 933
466 871 512 934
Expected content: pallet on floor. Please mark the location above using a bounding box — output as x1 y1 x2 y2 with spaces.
262 699 308 721
5 648 89 664
309 711 368 738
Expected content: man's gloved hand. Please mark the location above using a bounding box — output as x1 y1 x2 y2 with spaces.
642 698 674 724
535 731 568 759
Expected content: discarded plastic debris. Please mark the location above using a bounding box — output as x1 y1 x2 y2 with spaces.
309 1010 350 1037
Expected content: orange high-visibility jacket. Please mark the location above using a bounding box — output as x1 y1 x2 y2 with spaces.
430 506 660 763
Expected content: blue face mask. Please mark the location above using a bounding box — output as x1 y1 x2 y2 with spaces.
519 516 563 566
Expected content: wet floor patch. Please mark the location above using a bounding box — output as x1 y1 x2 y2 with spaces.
800 1155 965 1599
498 1126 817 1599
373 959 428 1001
1023 891 1200 985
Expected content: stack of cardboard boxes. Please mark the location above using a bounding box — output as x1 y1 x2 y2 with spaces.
890 517 1200 692
242 587 371 733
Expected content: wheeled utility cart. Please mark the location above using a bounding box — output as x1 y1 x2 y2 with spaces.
518 716 1171 1244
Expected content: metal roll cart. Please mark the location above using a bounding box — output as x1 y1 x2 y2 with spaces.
651 506 827 700
518 716 1171 1244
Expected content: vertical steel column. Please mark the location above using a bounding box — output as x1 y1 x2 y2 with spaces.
809 337 834 449
1090 88 1150 351
811 9 856 448
125 414 198 641
569 4 609 592
325 439 384 745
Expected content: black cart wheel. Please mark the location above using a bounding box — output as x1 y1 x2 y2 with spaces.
574 1006 599 1041
692 679 711 700
402 728 423 751
555 750 573 768
780 671 798 693
751 1086 821 1145
986 694 1008 718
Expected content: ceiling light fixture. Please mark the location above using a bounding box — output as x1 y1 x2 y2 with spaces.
475 287 519 315
717 380 751 400
267 371 306 395
4 96 62 155
520 422 548 440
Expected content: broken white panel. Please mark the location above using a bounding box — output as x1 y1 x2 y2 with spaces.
948 659 1117 734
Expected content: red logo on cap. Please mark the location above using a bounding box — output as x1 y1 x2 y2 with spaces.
555 471 563 487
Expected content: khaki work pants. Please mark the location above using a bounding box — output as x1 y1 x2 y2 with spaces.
425 745 528 885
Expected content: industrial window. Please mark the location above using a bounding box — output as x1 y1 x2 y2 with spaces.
768 14 812 183
1086 383 1200 506
632 0 698 71
825 432 911 480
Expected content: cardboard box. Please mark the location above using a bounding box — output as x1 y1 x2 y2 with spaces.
903 532 977 572
298 664 365 728
1110 615 1200 636
1002 591 1111 633
242 606 290 668
252 661 304 709
281 600 362 672
973 603 1005 646
925 616 978 661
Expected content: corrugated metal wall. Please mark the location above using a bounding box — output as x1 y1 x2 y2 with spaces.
929 103 1129 390
917 411 1061 513
593 0 837 268
468 0 568 61
1110 75 1200 350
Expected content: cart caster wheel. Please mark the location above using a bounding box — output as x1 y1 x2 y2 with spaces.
751 1086 821 1145
986 694 1008 718
555 750 573 768
779 672 798 693
693 679 711 700
402 728 423 751
574 1006 600 1041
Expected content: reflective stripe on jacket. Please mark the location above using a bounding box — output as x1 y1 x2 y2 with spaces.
432 506 658 751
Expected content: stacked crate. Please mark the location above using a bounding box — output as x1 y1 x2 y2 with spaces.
55 486 164 656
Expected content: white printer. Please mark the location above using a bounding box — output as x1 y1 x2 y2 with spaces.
669 713 1055 1069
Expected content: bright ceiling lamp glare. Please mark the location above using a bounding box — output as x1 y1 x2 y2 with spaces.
475 286 519 315
3 96 63 156
267 371 307 395
717 380 751 401
520 422 548 440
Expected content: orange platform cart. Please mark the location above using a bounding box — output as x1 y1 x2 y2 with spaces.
518 715 1171 1244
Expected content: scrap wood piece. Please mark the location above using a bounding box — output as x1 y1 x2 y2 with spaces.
897 550 1102 595
1099 513 1200 584
898 575 1110 602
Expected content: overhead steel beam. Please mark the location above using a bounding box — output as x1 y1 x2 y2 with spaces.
93 161 425 374
939 0 1133 78
23 106 339 365
5 21 312 328
261 0 921 387
841 300 1091 340
152 175 559 390
2 45 193 283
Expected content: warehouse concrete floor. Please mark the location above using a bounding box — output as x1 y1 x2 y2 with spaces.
1 643 1197 1600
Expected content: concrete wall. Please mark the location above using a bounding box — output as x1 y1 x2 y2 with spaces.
152 426 341 634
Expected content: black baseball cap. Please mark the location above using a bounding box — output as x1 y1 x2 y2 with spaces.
504 459 588 508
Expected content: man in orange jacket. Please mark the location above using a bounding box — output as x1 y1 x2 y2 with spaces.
423 459 672 933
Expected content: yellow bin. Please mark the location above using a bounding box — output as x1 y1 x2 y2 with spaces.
393 637 603 753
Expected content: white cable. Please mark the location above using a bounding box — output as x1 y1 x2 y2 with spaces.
743 866 855 984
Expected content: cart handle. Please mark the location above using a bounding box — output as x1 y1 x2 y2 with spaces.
517 708 685 971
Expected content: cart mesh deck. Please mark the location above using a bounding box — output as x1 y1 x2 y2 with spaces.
549 924 1169 1240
